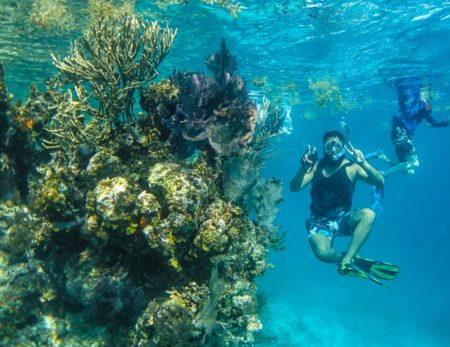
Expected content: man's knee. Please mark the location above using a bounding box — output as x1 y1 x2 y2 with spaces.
406 155 419 174
311 247 334 263
353 208 376 224
309 236 335 263
410 158 420 168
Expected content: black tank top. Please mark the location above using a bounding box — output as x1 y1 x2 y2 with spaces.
310 160 355 217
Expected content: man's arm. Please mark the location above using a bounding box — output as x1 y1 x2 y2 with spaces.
349 148 384 187
290 145 318 192
289 163 317 192
425 113 449 128
357 160 385 187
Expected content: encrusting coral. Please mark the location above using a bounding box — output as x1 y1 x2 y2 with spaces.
0 15 285 347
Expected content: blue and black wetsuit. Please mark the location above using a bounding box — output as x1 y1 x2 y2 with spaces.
391 79 448 162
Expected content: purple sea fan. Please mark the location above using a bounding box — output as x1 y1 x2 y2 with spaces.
169 71 218 137
206 100 259 156
166 39 257 156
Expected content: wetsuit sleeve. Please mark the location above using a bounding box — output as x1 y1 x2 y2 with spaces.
425 114 449 127
423 102 449 127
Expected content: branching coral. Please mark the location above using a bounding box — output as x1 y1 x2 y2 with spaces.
253 96 293 151
52 14 176 124
44 14 175 164
42 87 111 164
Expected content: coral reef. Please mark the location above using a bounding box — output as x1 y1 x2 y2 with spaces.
0 17 285 347
0 65 52 201
0 64 10 168
42 14 176 165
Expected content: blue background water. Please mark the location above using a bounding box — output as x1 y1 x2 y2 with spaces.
1 1 449 346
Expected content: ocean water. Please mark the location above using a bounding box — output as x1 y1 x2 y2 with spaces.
1 0 449 346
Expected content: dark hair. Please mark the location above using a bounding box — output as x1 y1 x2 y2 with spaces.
322 130 345 143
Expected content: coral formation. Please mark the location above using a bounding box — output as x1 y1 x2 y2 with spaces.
0 65 8 129
0 16 285 347
51 14 176 124
142 39 259 158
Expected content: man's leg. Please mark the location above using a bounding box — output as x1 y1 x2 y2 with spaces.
382 154 419 177
309 234 344 263
381 161 411 177
385 126 419 177
341 208 376 266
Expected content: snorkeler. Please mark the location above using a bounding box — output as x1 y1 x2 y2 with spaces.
289 131 399 286
382 77 449 177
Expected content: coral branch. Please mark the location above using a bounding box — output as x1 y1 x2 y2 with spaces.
52 14 176 123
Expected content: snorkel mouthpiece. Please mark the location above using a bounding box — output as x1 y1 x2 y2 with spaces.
322 129 347 162
324 139 345 161
331 147 346 161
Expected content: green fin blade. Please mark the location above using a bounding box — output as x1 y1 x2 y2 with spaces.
338 264 388 288
370 268 397 280
353 256 400 280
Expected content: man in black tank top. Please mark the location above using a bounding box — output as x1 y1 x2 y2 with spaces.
289 130 384 273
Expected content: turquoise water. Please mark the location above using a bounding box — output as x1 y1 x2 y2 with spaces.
1 1 450 346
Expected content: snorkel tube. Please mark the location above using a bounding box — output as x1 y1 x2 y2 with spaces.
339 117 351 146
328 117 351 161
338 117 358 159
331 144 346 161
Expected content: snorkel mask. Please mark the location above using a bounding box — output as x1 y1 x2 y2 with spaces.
324 139 346 161
322 119 352 162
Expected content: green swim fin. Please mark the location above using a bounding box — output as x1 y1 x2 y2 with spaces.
338 263 388 288
353 256 400 281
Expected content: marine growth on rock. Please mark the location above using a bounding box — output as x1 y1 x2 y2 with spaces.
0 15 285 347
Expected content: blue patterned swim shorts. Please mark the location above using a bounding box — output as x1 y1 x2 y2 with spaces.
306 210 352 243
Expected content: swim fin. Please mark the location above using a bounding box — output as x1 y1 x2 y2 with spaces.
338 263 388 288
353 256 400 281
